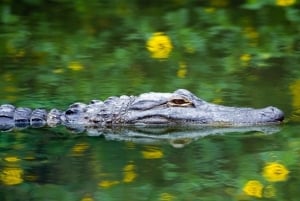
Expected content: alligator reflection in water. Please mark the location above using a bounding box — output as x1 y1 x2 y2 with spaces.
70 124 281 148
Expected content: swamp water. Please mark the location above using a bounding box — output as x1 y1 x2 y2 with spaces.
1 1 300 200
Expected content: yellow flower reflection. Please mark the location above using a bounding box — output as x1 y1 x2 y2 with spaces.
71 142 90 156
123 163 137 183
262 162 289 182
98 180 120 188
146 32 173 59
0 167 23 185
243 180 263 198
142 146 164 159
276 0 296 6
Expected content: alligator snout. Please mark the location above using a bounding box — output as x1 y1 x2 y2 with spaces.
261 106 284 123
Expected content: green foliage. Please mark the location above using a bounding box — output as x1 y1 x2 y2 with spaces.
1 0 299 106
0 2 300 199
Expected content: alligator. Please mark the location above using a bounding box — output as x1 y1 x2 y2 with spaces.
0 89 284 133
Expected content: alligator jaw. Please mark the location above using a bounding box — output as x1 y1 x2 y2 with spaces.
125 106 284 126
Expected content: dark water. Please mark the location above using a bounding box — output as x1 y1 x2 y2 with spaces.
1 1 300 201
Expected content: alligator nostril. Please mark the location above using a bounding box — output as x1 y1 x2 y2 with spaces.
261 106 284 123
65 109 76 115
276 115 284 122
268 106 285 122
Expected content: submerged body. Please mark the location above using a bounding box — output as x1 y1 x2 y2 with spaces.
0 89 284 132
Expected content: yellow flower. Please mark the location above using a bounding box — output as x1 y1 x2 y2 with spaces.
177 61 187 78
289 80 300 121
4 156 21 163
0 167 23 185
262 162 289 182
240 53 252 67
81 195 94 201
146 32 173 59
160 193 176 201
243 180 263 198
290 80 300 109
68 61 84 71
53 68 64 74
276 0 296 6
240 54 251 62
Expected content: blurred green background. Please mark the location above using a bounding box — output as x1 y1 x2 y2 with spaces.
1 0 300 200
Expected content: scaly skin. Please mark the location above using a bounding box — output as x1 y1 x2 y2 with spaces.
0 89 284 132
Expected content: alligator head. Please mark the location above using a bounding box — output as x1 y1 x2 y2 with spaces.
124 89 284 126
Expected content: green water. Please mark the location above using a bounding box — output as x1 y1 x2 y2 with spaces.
1 1 300 200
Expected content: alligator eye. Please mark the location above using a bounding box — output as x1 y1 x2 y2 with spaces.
168 98 193 107
172 99 187 104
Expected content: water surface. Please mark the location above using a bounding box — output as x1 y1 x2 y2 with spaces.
1 1 300 200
